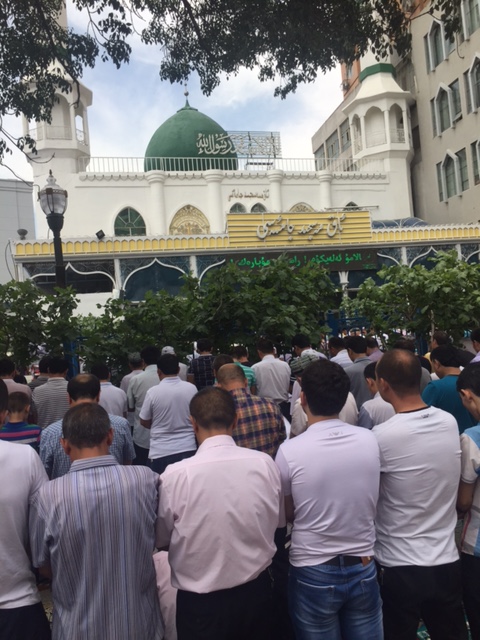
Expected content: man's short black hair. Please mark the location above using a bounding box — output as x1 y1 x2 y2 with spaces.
432 330 449 345
213 354 234 374
471 328 480 344
457 363 480 394
392 339 416 353
430 345 460 368
376 349 421 396
157 354 179 376
366 337 379 349
292 334 311 349
48 357 69 375
363 362 377 381
0 379 8 413
256 337 274 354
68 373 101 401
196 338 213 353
0 358 15 377
328 336 346 350
347 336 367 355
301 359 350 416
62 403 111 448
38 355 52 374
8 391 30 414
90 363 109 380
190 387 236 430
140 346 160 366
231 345 248 359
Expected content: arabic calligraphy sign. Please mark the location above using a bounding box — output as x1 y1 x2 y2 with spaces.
197 133 236 156
227 211 372 248
228 250 378 272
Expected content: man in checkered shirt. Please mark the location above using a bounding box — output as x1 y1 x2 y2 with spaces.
216 363 286 458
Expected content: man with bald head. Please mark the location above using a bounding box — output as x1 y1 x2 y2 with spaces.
216 363 286 458
373 349 467 640
39 373 135 478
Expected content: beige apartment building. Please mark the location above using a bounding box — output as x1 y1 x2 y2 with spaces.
312 0 480 225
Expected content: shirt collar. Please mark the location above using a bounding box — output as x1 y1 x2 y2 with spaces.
70 455 118 473
262 354 276 361
100 381 112 386
144 364 157 372
197 434 236 452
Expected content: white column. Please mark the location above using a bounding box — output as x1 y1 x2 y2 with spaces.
384 110 391 144
267 170 284 212
204 170 224 233
146 172 167 235
360 116 367 151
317 171 333 209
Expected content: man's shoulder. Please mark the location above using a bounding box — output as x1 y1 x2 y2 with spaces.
108 414 129 430
240 392 281 416
42 419 63 439
462 424 480 447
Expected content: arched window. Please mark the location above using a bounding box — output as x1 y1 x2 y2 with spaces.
114 208 146 236
251 203 267 213
229 203 246 213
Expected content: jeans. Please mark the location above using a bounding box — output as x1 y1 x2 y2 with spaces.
289 559 383 640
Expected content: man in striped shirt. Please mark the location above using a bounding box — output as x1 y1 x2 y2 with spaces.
32 356 69 429
0 392 41 450
40 373 135 479
30 403 163 640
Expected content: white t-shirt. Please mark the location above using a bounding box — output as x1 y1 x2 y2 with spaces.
140 377 197 459
290 393 358 437
460 425 480 556
373 406 461 566
0 441 48 609
252 355 291 404
276 419 380 567
99 382 127 418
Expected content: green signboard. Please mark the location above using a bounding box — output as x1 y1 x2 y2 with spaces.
228 249 377 271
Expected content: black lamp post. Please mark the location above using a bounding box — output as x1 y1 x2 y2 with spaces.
38 170 68 289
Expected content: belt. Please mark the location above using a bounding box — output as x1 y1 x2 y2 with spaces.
321 555 372 567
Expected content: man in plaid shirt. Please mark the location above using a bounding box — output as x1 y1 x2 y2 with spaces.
188 338 216 390
216 364 286 458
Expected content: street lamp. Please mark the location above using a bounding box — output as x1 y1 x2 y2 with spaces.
38 170 68 288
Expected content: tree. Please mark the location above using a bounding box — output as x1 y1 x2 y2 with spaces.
181 256 337 355
348 251 480 347
0 0 461 165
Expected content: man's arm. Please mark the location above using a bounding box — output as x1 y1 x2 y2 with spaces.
285 494 295 524
457 480 476 516
140 418 152 429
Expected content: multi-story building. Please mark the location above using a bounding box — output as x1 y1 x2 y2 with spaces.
312 0 480 225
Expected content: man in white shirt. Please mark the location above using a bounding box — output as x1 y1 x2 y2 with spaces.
357 362 394 429
120 353 144 394
373 349 468 640
91 363 128 418
157 386 282 640
252 337 291 420
162 346 188 381
328 337 353 368
127 345 161 466
140 354 197 474
0 379 50 640
276 359 382 640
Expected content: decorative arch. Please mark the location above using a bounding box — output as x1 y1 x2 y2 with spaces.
364 106 385 147
251 203 267 213
169 205 210 235
229 202 247 214
289 202 315 213
114 208 146 236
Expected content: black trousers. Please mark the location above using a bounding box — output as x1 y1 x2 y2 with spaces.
0 602 51 640
176 569 274 640
376 560 468 640
462 552 480 640
132 443 151 467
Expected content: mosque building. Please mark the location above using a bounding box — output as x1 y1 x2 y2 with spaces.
11 0 480 310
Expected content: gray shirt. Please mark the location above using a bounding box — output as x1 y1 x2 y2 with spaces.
127 365 159 449
346 357 372 409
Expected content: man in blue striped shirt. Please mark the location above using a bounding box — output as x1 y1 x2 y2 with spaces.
30 403 163 640
40 373 135 478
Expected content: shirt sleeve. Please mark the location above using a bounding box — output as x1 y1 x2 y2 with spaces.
421 382 437 407
123 425 136 463
139 389 153 421
460 432 480 484
121 390 128 414
156 475 175 548
29 489 50 569
274 446 292 497
358 405 374 430
127 381 136 411
39 428 54 479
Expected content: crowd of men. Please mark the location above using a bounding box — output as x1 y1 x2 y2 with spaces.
1 329 480 640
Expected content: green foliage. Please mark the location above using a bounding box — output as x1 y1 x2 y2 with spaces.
0 0 459 163
348 251 480 346
0 280 79 366
181 257 337 355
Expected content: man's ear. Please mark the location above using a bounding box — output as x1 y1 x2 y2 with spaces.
61 437 71 457
106 428 114 447
300 390 308 411
459 388 476 410
190 415 199 436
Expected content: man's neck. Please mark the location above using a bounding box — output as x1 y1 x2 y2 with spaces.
70 446 110 461
389 393 427 413
351 353 367 362
49 374 65 379
439 367 461 378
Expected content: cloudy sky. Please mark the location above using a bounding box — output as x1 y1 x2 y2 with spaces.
1 3 344 182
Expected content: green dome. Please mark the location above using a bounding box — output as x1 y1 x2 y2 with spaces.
144 101 238 171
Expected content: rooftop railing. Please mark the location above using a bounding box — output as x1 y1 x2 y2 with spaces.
77 156 385 174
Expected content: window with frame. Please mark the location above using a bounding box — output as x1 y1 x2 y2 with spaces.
462 0 480 37
474 58 480 109
471 141 480 185
432 81 462 134
114 208 146 236
340 120 351 151
430 99 438 136
465 70 473 112
458 148 469 190
229 203 246 214
436 162 444 201
326 131 340 159
438 148 470 201
444 155 457 198
438 88 451 132
251 203 267 213
450 79 462 121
